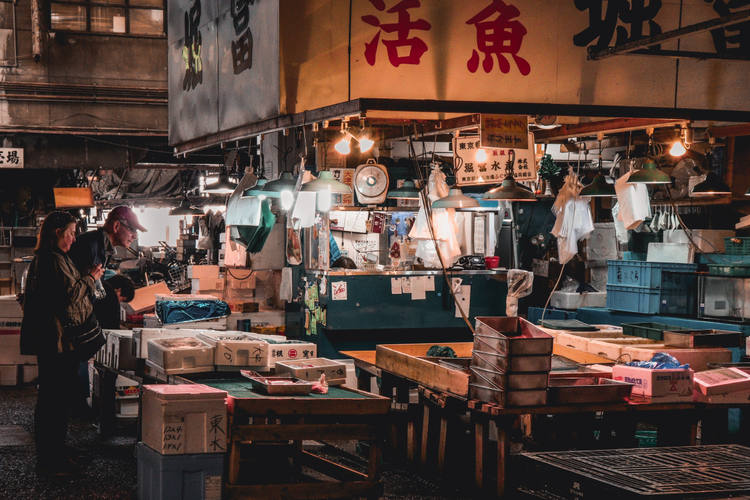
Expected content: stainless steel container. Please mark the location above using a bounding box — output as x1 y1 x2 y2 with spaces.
470 366 549 391
474 316 554 356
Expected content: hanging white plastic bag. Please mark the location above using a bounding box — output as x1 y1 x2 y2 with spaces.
611 202 629 244
615 171 651 230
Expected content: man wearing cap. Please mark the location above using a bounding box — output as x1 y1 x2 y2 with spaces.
68 206 146 418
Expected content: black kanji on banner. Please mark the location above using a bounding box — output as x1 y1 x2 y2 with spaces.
573 0 662 50
231 0 254 74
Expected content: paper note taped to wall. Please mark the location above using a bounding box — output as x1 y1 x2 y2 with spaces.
401 277 412 294
411 277 426 300
391 277 402 294
425 276 435 292
455 285 471 318
332 281 348 301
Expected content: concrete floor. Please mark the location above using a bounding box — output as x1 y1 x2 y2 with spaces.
0 384 487 499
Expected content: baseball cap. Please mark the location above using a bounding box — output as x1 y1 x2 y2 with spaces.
107 205 147 232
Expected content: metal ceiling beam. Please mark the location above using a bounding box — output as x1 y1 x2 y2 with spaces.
588 8 750 60
628 49 750 61
533 118 684 142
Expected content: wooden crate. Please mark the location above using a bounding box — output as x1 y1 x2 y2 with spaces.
375 343 471 397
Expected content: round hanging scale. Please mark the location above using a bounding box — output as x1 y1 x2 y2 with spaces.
354 158 389 204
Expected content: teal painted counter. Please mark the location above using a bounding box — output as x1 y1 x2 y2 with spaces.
306 270 508 331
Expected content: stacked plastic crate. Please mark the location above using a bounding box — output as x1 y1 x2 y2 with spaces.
605 260 698 315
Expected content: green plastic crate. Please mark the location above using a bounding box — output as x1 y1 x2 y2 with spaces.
724 237 750 255
621 322 691 341
635 430 658 447
707 264 750 277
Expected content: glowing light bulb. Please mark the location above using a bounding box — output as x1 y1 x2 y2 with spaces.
475 148 488 163
258 194 267 201
334 137 351 155
280 190 294 210
358 136 374 153
670 140 686 157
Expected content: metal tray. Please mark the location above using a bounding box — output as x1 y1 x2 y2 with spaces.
469 383 548 407
471 349 552 373
470 366 549 390
474 317 554 355
240 371 314 395
663 329 743 348
547 376 633 404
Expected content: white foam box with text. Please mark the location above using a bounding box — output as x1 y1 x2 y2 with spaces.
132 328 206 358
141 384 228 455
243 333 316 370
197 331 268 367
612 365 694 401
146 337 215 375
694 367 750 396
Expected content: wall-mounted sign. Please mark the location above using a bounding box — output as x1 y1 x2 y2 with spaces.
454 135 536 186
0 148 23 168
480 114 528 150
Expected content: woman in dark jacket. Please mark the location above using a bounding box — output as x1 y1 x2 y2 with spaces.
20 211 104 476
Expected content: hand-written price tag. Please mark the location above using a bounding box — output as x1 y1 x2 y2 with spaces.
163 420 184 453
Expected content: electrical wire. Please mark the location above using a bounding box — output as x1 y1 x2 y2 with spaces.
226 268 255 281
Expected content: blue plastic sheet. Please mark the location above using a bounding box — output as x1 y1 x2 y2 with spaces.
626 352 690 370
156 299 230 324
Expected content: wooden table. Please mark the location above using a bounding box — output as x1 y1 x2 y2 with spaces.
196 377 391 500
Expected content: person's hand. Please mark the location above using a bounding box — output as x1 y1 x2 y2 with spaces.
89 264 104 281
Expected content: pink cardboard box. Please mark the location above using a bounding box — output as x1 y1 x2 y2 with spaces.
694 367 750 396
612 365 694 402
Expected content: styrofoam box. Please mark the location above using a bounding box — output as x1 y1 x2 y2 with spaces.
187 265 220 280
586 338 658 361
141 385 228 455
105 329 136 371
694 367 750 396
197 332 268 367
133 328 207 359
136 442 223 500
116 398 139 418
243 333 316 370
226 310 285 331
147 337 215 375
550 291 607 310
555 332 591 351
116 373 140 399
694 389 750 404
612 365 694 401
0 364 18 386
275 358 348 385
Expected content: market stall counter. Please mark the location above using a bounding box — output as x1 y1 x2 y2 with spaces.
177 375 391 500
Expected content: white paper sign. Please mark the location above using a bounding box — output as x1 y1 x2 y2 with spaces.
391 277 402 294
454 285 471 318
0 148 23 168
454 135 536 186
401 277 412 294
411 277 426 300
425 276 435 292
332 281 348 301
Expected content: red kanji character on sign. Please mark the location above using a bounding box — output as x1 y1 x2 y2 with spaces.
361 0 431 67
466 0 530 75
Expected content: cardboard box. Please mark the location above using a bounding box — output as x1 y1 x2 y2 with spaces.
125 281 171 315
197 332 268 367
146 337 215 375
586 338 658 361
275 358 347 385
694 367 750 396
612 365 694 402
187 265 219 280
141 384 228 455
693 389 750 404
0 364 19 385
555 333 590 352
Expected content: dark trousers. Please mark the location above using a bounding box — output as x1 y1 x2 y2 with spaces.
35 351 79 463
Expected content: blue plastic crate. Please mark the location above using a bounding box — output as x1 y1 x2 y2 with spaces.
697 253 750 265
136 442 224 500
622 252 647 261
606 284 696 315
607 260 697 289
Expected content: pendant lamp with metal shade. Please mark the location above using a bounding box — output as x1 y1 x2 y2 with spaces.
242 178 269 197
387 180 421 200
203 169 238 194
692 172 731 197
482 150 536 201
432 188 480 209
581 140 616 197
301 170 353 211
628 130 671 185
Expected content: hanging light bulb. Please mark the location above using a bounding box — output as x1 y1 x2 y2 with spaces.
334 135 351 155
669 140 687 157
280 190 295 210
358 135 374 153
475 148 488 163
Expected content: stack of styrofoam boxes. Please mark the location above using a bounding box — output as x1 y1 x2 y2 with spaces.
105 329 137 372
218 231 225 267
0 295 37 385
175 234 197 263
585 222 616 298
188 265 224 299
224 269 257 314
197 331 269 370
138 384 227 500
